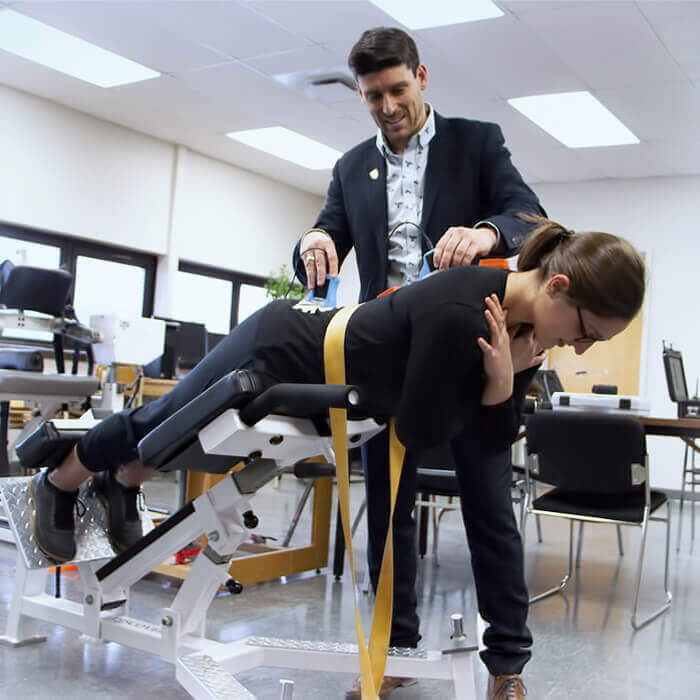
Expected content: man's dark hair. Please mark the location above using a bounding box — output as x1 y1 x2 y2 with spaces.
347 27 420 77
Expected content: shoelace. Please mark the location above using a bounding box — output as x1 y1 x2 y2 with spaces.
491 677 527 700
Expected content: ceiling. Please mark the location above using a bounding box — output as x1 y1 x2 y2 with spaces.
1 0 699 195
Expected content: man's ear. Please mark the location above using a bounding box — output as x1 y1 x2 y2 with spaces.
545 273 571 297
416 63 428 90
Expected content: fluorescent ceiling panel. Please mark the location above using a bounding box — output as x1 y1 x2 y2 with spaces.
508 91 639 148
227 127 342 170
369 0 503 29
0 9 160 87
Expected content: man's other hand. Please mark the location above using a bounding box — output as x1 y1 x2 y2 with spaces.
433 226 497 270
300 231 339 289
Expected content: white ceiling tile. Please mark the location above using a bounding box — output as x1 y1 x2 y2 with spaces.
181 61 342 137
246 0 393 45
648 137 700 176
244 45 342 77
596 83 700 143
417 14 585 98
638 1 700 66
2 0 699 195
4 1 232 74
514 1 687 89
575 142 670 180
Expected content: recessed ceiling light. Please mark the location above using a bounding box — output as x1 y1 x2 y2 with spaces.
0 9 160 87
226 127 342 170
508 91 639 148
369 0 503 29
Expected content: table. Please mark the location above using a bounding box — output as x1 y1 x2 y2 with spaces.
639 415 700 439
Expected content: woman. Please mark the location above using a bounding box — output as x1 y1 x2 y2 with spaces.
29 216 645 564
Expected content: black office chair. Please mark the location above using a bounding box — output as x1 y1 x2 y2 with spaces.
662 344 700 548
524 411 672 630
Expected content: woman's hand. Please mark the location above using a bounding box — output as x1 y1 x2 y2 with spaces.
509 324 547 373
477 294 514 405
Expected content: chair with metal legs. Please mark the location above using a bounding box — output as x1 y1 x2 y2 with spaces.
523 410 672 630
662 344 700 548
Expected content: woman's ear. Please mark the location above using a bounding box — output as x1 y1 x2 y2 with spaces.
545 273 571 297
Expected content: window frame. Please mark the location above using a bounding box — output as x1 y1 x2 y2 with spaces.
178 260 268 330
0 220 157 318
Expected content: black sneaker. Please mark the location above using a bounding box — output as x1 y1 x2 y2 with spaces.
92 470 143 552
28 470 79 563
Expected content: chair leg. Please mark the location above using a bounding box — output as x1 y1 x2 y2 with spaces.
575 521 623 569
631 503 672 630
677 442 689 552
529 519 574 604
575 521 584 569
616 524 624 557
691 445 696 541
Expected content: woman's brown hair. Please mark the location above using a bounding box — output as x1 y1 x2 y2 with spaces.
517 215 645 320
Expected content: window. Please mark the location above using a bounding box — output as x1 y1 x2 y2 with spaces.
0 221 156 347
177 261 268 333
0 236 60 269
73 255 146 324
173 271 232 336
238 283 269 324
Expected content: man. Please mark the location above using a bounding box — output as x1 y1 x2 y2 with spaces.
292 27 544 700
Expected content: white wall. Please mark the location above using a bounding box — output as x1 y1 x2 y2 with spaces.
0 84 174 253
173 148 321 278
0 82 324 312
535 176 700 489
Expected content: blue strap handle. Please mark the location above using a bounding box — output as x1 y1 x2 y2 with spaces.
419 249 436 280
305 276 340 308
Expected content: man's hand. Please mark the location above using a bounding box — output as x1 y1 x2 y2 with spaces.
433 226 497 270
478 294 514 406
508 324 546 374
300 231 339 289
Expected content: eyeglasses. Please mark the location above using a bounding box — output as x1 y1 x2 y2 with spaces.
574 307 601 346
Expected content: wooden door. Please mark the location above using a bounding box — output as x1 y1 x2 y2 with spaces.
546 306 644 396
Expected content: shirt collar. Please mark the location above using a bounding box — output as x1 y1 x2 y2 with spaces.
375 103 436 158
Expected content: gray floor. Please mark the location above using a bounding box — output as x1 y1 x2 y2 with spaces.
1 472 698 699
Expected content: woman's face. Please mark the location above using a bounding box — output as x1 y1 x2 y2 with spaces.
531 274 630 356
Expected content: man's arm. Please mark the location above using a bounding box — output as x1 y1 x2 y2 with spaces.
293 160 354 288
477 123 545 257
433 123 544 268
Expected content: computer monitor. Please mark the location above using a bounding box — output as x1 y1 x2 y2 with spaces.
663 347 688 403
156 319 208 379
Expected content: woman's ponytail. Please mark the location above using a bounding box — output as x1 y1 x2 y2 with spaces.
515 214 645 321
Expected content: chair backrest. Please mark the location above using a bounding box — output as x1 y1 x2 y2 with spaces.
0 259 73 317
663 346 688 403
526 411 646 493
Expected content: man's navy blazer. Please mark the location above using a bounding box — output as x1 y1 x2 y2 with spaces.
294 112 544 302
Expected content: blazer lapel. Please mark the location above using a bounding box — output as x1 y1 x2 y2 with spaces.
363 147 388 285
421 112 451 244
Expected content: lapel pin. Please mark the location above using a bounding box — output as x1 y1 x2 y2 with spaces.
369 168 379 180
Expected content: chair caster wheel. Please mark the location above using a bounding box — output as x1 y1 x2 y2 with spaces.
225 578 243 594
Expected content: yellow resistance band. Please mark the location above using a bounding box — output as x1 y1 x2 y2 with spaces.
324 305 406 700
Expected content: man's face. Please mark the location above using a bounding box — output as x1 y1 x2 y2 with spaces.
356 62 428 154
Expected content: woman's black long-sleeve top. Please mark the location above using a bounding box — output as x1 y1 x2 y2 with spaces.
250 266 537 452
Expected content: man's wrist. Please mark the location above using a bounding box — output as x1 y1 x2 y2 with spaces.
302 228 331 245
474 220 500 253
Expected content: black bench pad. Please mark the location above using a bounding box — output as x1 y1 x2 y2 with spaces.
138 369 266 469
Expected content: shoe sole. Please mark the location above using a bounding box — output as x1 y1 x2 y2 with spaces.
27 478 74 564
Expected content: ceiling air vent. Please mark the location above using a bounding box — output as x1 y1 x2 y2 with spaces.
274 68 357 104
